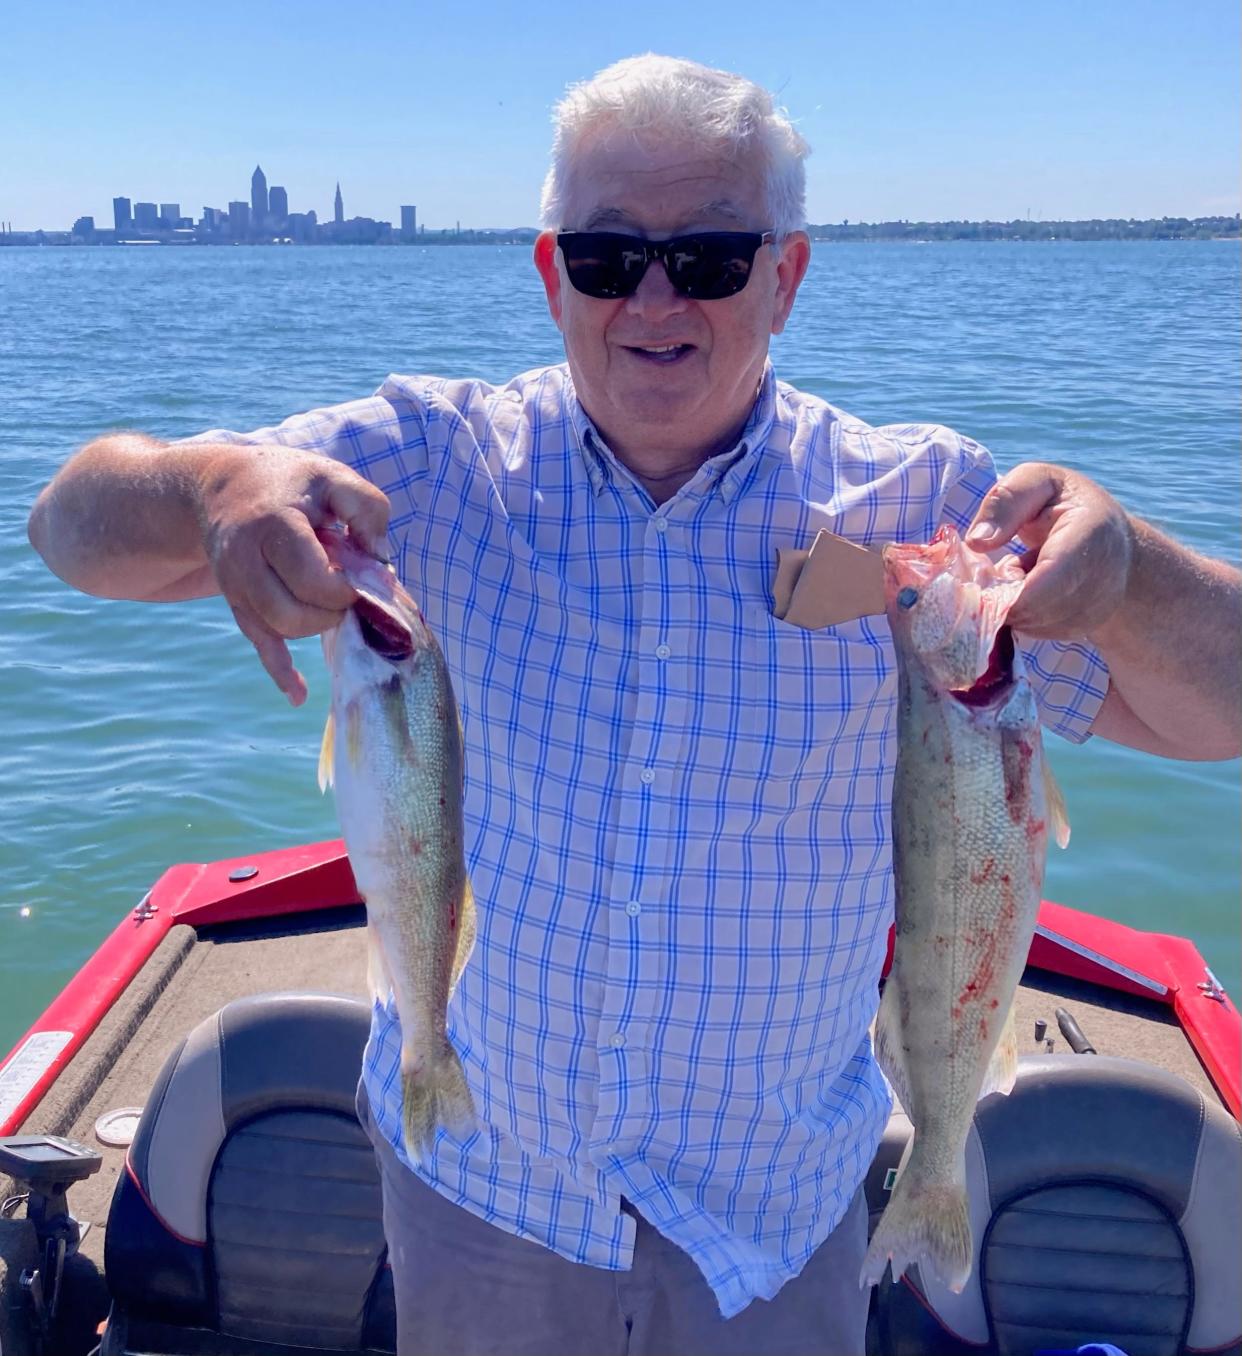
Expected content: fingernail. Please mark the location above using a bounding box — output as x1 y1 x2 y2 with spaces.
965 522 992 546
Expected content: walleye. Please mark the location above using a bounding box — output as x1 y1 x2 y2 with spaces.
861 525 1069 1293
317 527 476 1161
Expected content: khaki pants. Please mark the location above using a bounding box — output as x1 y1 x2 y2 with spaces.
359 1089 870 1356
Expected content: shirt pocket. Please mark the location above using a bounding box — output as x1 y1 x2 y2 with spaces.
740 609 895 781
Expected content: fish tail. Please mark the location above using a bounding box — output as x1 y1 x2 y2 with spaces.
401 1042 476 1163
859 1161 972 1293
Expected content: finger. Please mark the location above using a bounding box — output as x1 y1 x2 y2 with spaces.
318 471 391 561
230 602 310 706
262 511 357 612
1007 552 1074 634
248 546 350 639
965 463 1061 549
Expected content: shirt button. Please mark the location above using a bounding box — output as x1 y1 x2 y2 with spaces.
654 517 668 533
639 768 655 785
625 901 641 917
609 1032 626 1048
655 643 671 660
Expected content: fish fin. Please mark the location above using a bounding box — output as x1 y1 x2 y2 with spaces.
872 983 914 1114
449 877 477 996
401 1041 476 1164
365 921 394 1007
318 710 335 792
860 1152 972 1293
979 1003 1019 1098
1043 756 1071 849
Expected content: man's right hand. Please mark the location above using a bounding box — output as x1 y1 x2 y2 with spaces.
198 446 390 704
28 435 391 706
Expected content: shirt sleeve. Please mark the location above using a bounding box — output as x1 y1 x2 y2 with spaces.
174 388 433 537
937 431 1111 745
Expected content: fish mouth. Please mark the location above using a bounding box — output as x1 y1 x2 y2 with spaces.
354 596 414 663
950 626 1015 707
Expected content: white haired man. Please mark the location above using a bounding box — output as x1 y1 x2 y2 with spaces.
28 54 1240 1356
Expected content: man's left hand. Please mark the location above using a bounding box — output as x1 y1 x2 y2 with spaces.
964 462 1134 640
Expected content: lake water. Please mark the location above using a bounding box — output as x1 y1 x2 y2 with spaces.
1 241 1238 1053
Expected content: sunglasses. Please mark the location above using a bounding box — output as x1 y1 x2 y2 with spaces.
556 230 776 301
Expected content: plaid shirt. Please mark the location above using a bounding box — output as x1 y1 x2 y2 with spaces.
194 363 1107 1317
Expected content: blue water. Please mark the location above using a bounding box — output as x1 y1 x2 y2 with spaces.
1 241 1238 1052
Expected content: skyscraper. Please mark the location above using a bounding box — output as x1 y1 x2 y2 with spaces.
133 202 159 230
228 201 251 235
251 165 268 225
113 196 132 233
334 183 344 225
401 205 417 236
268 185 288 219
160 203 180 225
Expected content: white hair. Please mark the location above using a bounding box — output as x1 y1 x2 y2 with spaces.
540 54 810 236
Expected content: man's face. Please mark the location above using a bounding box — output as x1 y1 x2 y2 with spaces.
534 136 810 468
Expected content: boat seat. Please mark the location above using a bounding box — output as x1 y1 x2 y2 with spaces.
101 992 394 1356
869 1054 1241 1356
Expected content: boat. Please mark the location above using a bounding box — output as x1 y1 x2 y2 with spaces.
1 838 1238 1356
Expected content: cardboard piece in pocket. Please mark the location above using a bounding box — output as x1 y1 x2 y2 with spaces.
772 530 886 629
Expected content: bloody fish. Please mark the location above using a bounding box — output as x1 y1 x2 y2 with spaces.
860 525 1068 1292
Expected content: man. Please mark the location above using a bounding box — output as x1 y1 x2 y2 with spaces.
28 54 1240 1356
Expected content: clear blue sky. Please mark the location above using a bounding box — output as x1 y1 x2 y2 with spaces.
4 0 1238 231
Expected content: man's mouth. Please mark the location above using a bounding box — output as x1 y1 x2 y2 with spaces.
623 342 695 364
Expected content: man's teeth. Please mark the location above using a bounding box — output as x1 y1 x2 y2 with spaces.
639 344 681 353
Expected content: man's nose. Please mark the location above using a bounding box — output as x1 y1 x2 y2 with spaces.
625 257 688 319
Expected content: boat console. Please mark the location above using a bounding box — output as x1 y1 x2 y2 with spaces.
0 1134 102 1348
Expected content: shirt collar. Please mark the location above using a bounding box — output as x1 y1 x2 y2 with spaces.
568 362 778 502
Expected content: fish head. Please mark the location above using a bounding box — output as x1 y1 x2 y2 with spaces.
317 526 430 692
883 526 1027 701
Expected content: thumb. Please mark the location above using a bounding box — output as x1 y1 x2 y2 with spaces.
965 463 1060 550
321 474 392 562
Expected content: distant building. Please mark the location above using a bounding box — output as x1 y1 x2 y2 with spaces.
228 201 251 235
133 202 159 230
251 166 268 226
113 197 132 233
401 205 417 236
160 203 180 225
72 216 96 238
334 183 344 225
269 185 288 220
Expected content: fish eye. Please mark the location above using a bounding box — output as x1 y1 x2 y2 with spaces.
897 586 919 610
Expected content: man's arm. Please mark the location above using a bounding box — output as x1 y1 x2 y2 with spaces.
966 463 1241 761
28 432 390 705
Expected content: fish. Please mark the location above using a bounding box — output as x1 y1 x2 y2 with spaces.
317 526 476 1162
860 524 1069 1293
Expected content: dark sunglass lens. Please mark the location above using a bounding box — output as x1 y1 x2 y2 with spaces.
561 234 643 298
669 234 760 300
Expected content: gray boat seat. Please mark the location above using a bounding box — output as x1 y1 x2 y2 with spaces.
101 992 394 1356
869 1054 1241 1356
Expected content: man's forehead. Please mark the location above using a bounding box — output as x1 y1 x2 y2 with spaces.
563 135 764 230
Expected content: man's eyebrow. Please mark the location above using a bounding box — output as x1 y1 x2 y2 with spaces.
697 199 747 222
580 207 637 230
579 201 750 233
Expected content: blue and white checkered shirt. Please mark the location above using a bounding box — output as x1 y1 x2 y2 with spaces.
195 363 1108 1317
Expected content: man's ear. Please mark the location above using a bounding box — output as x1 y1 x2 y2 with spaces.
771 231 811 336
533 231 564 330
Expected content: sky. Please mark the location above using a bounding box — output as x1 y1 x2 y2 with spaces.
3 0 1239 232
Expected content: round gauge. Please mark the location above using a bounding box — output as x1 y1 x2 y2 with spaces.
94 1107 144 1147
